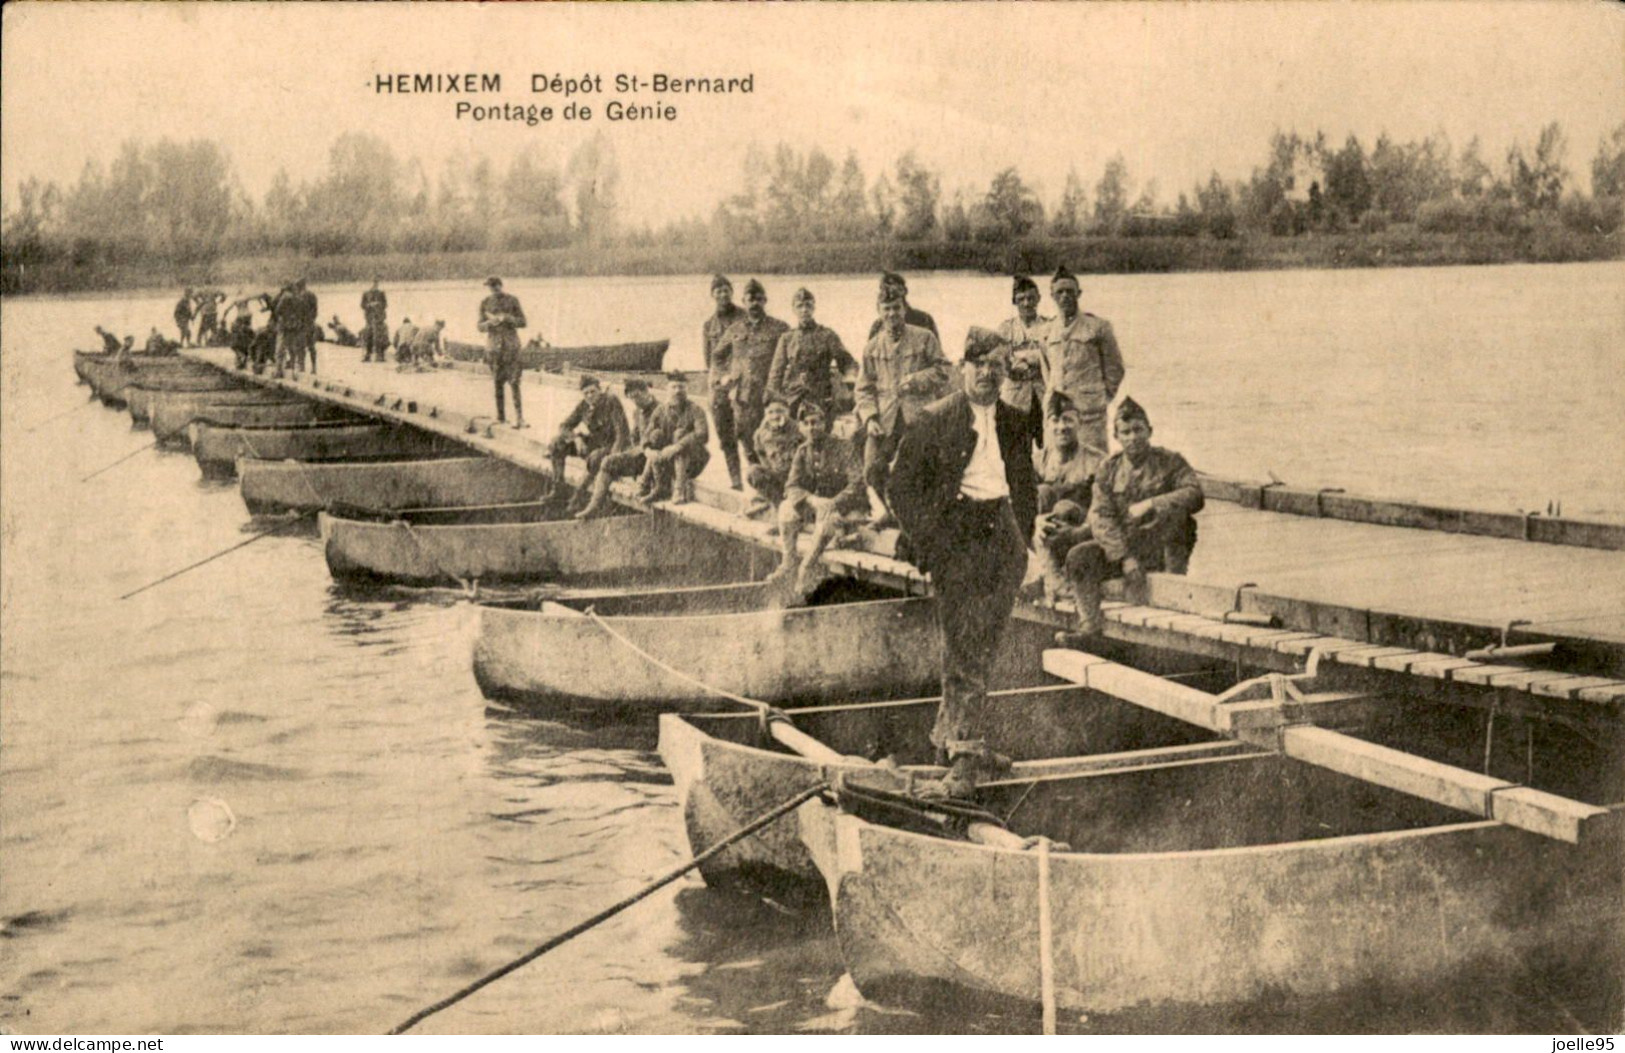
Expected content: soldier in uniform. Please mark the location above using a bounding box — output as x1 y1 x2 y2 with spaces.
855 284 950 526
478 277 529 428
1042 266 1125 475
768 400 868 594
574 379 660 520
361 278 389 362
403 320 446 372
295 279 320 373
174 289 195 347
548 375 630 511
1053 398 1203 647
95 326 122 355
637 372 710 505
765 287 858 422
745 396 800 516
865 272 939 340
229 309 256 371
701 275 746 490
887 328 1043 796
998 275 1051 414
712 279 790 481
328 315 360 347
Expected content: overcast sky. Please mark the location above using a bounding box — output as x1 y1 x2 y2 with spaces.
3 1 1621 226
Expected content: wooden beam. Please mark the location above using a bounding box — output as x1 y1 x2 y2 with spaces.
1042 647 1617 843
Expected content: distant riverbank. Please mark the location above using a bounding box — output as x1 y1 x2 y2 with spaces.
5 227 1619 296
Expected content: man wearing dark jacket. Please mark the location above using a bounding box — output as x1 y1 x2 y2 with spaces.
887 326 1042 796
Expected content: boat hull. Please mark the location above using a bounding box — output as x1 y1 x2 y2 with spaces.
443 338 668 374
191 421 462 479
475 587 945 712
74 352 225 406
148 391 337 444
658 680 1217 897
240 455 548 516
322 506 753 586
801 751 1624 1016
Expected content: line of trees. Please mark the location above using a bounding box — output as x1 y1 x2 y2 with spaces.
4 121 1622 283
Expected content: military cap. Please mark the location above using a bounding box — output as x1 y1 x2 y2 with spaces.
1115 396 1150 426
743 278 766 298
1012 275 1039 297
962 326 1011 364
623 378 650 395
791 287 815 307
796 400 828 421
579 374 601 390
880 271 907 290
709 274 733 293
877 284 907 307
485 276 503 288
1050 266 1079 289
763 393 791 409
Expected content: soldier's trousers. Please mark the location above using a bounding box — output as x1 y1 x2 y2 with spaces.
710 394 742 485
926 496 1027 759
1063 518 1198 631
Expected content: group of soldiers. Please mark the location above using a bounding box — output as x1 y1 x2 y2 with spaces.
528 266 1203 793
171 287 228 347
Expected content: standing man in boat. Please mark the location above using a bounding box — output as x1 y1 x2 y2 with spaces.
766 287 859 424
855 284 951 527
768 399 869 595
95 326 122 355
361 277 389 363
637 371 710 505
548 375 630 512
713 279 790 486
478 276 529 428
1042 266 1124 475
701 275 746 491
1052 398 1203 647
865 272 939 341
887 327 1043 796
574 378 660 520
998 276 1050 415
174 288 195 347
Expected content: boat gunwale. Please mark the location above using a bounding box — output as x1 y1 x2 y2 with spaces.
488 591 931 625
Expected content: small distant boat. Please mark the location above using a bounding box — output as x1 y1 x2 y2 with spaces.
239 455 549 517
442 338 668 374
472 581 945 713
321 506 755 587
190 420 466 479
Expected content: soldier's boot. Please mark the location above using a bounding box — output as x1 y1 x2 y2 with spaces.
722 445 743 491
672 460 695 505
574 472 614 520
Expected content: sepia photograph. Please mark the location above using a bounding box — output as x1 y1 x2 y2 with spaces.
1 0 1622 1038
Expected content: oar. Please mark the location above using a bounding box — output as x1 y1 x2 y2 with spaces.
120 512 314 600
387 781 829 1034
28 399 99 433
81 439 161 482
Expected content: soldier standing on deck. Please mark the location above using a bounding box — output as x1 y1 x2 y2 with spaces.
865 272 939 341
766 287 859 423
174 289 195 347
712 279 789 485
855 284 950 527
997 275 1051 415
1042 266 1125 475
478 277 529 428
887 328 1043 797
701 275 746 490
361 277 389 362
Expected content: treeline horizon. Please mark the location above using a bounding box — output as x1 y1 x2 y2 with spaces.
4 121 1622 293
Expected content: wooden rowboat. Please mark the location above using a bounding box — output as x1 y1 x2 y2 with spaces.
147 390 342 445
74 351 225 406
662 658 1623 1019
657 685 1219 897
322 505 757 587
239 455 549 517
473 580 949 713
126 377 258 423
442 337 668 374
190 420 467 479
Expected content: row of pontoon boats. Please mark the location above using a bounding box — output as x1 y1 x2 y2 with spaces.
73 344 1623 1027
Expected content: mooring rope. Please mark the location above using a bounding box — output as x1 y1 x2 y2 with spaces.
119 511 315 600
583 607 774 715
386 780 829 1035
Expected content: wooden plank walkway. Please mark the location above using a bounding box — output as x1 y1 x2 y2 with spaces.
183 346 1625 722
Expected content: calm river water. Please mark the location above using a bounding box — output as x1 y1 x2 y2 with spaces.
2 262 1621 1034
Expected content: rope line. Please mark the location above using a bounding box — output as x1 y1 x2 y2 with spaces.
81 439 160 483
584 607 773 714
387 781 829 1034
120 512 314 600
